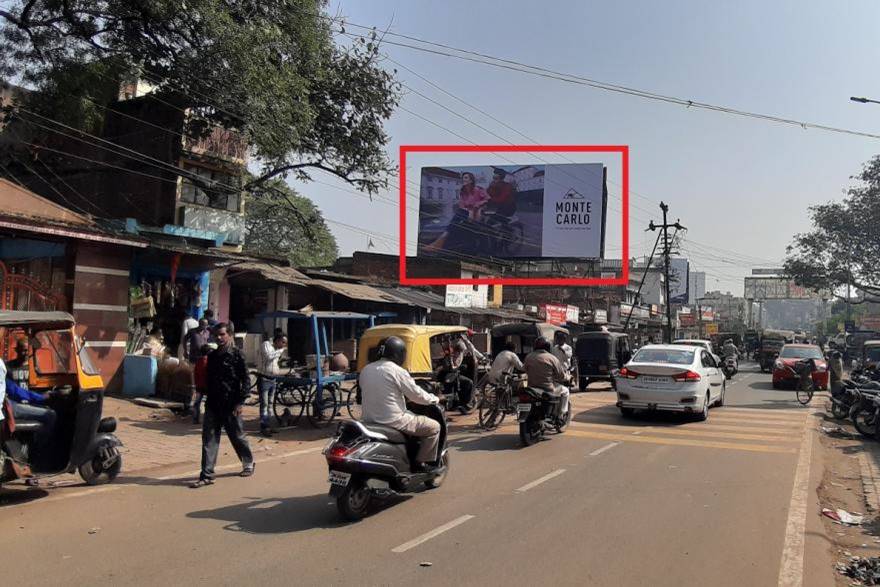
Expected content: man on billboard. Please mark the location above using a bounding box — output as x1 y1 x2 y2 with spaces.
487 169 517 217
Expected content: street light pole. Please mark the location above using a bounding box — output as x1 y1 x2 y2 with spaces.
851 96 880 105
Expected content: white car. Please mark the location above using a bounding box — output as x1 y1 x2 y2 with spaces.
615 344 726 420
673 338 721 364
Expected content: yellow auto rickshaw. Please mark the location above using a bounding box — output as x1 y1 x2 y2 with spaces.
1 310 123 487
356 324 479 413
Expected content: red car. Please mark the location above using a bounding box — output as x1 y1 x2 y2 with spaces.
771 344 828 390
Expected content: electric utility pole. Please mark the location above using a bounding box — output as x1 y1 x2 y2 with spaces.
649 202 685 343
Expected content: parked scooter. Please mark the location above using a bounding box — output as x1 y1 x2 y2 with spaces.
516 386 572 446
324 403 449 521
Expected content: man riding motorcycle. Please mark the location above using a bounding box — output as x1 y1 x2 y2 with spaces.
359 336 441 472
551 331 574 374
524 337 570 417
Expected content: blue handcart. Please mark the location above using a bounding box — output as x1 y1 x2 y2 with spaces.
256 310 375 428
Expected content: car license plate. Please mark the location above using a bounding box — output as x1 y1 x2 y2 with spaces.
640 376 671 384
328 470 351 487
517 403 531 413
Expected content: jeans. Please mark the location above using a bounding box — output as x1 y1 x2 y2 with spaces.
12 402 57 464
199 408 254 481
191 391 205 423
258 376 276 428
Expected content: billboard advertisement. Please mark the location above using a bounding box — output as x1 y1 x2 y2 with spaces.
417 163 606 260
744 277 826 300
668 258 689 304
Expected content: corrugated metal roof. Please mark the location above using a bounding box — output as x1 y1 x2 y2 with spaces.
229 262 310 284
310 279 406 304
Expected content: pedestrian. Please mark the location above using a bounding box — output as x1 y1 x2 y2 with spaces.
204 309 218 329
190 323 254 488
185 318 210 363
258 332 287 437
191 343 214 424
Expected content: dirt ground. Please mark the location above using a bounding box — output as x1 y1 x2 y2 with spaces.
815 411 880 585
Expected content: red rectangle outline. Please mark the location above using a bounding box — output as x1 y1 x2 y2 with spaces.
399 145 629 287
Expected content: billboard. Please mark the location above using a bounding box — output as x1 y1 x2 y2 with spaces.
444 284 487 309
668 258 689 304
417 163 607 260
744 277 825 300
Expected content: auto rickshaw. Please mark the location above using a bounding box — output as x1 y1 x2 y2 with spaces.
758 330 791 373
0 311 122 487
356 324 482 412
574 331 631 391
861 340 880 370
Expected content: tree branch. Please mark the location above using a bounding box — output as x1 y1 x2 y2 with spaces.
245 161 374 191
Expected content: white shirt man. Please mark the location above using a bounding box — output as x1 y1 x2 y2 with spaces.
259 337 286 377
552 342 573 372
488 346 524 384
359 356 440 464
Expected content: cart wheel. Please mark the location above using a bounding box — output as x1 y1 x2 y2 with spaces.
273 383 305 427
345 384 362 421
307 383 341 428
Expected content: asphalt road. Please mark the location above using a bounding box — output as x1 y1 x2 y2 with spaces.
1 363 834 586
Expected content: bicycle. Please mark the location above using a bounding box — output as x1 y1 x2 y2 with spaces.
786 359 817 405
478 373 522 430
272 381 307 427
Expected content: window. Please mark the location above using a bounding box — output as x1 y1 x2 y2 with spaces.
438 188 444 198
427 186 434 198
701 351 715 368
180 163 241 212
33 330 75 375
632 348 694 365
779 346 823 360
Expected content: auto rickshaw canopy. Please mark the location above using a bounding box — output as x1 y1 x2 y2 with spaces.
356 324 469 374
0 310 75 330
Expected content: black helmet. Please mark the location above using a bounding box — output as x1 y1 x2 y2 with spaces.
377 336 406 366
534 336 551 351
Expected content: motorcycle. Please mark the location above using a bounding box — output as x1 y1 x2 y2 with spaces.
851 389 880 438
829 380 863 420
721 355 738 380
517 386 572 446
323 403 449 521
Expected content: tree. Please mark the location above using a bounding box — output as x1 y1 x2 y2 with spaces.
244 179 337 267
784 155 880 301
0 1 400 195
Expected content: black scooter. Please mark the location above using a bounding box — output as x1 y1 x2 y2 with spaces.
517 386 572 446
324 403 449 521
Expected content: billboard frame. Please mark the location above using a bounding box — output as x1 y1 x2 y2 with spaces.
399 144 629 286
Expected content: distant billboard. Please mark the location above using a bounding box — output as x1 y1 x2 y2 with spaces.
417 163 607 260
744 277 825 300
669 258 689 304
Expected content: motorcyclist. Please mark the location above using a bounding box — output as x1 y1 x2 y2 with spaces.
722 339 737 359
524 337 570 417
359 336 441 471
435 337 475 412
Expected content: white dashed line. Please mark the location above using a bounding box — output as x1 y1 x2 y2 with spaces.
588 442 620 457
515 469 566 492
777 410 816 587
391 515 475 553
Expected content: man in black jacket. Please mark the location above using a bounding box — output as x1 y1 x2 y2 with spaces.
191 323 254 487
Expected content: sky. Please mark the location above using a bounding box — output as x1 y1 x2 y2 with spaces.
289 0 880 296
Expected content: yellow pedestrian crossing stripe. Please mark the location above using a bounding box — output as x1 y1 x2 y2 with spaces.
565 428 798 454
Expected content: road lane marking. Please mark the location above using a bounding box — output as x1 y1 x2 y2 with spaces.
566 429 797 454
716 407 806 416
391 515 475 553
588 442 620 456
777 410 816 587
516 469 566 492
570 421 799 443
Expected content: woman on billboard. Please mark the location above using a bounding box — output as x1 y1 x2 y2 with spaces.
458 171 489 220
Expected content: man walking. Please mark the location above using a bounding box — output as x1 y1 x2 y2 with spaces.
191 323 254 488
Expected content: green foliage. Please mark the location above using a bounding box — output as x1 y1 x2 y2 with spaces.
0 0 400 193
784 155 880 299
244 179 337 267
